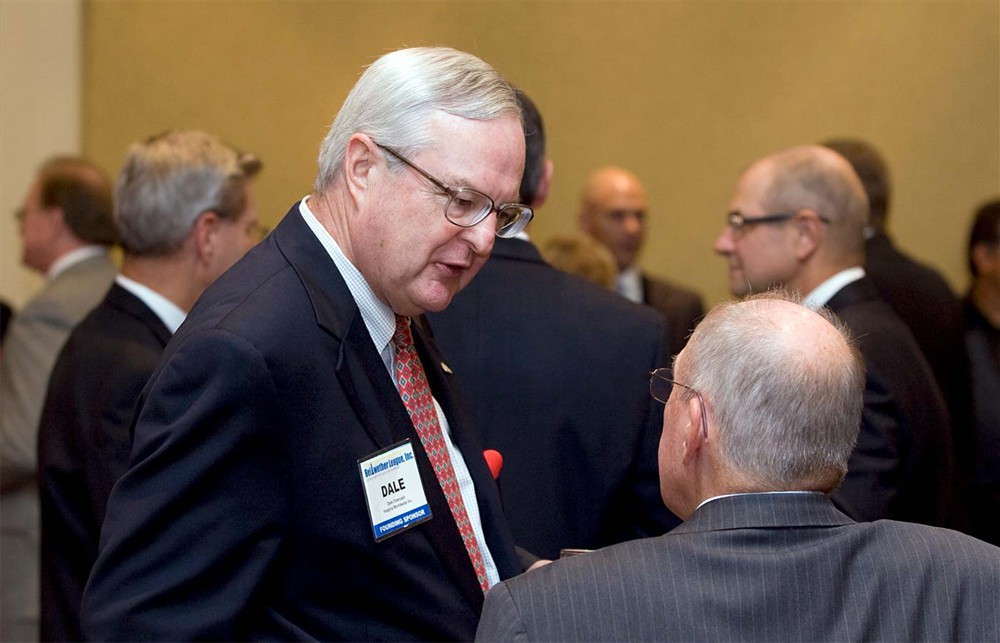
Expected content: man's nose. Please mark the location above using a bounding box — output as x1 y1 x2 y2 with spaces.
713 227 735 255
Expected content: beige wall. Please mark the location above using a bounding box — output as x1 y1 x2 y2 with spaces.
83 0 998 307
1 0 82 308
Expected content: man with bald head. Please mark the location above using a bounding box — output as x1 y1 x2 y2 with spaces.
579 167 703 356
477 292 1000 642
713 145 952 525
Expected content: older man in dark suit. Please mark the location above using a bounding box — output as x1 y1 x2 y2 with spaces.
714 145 952 525
429 92 679 562
477 294 1000 642
81 48 529 641
38 130 262 641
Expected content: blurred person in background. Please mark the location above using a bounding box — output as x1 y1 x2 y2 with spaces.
38 130 263 641
1 157 117 642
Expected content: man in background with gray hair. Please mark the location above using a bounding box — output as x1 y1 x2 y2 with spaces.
477 293 1000 642
82 47 529 640
38 130 262 641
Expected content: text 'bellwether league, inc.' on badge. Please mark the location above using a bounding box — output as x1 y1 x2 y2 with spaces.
358 439 432 541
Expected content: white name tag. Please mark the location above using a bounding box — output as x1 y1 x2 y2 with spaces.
359 439 432 541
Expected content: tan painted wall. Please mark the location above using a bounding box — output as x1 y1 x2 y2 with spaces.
83 0 999 307
1 0 82 308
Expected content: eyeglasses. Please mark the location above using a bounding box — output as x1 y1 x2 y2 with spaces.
727 210 831 232
376 143 533 239
650 368 709 439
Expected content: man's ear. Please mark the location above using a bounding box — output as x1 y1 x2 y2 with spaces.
680 395 706 466
532 159 554 209
192 210 221 262
343 134 378 203
793 208 824 261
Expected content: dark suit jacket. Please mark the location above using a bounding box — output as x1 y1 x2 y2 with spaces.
641 273 704 358
81 205 520 641
962 297 1000 545
476 493 1000 642
428 238 680 561
37 283 171 642
865 233 972 473
826 277 953 525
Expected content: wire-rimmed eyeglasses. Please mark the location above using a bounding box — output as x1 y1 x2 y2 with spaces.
727 210 831 233
375 143 534 239
650 368 709 439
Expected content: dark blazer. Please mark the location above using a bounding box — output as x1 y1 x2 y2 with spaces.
38 283 172 642
961 297 1000 545
826 277 953 525
81 204 520 641
641 273 704 358
476 493 1000 642
428 238 680 561
865 234 971 449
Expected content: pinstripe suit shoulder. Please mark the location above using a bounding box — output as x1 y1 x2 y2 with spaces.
476 493 1000 642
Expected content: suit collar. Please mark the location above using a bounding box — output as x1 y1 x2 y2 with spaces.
671 492 854 535
824 275 882 313
488 237 546 265
803 267 866 309
272 202 358 340
104 283 172 346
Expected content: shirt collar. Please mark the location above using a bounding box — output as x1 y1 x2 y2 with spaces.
696 490 825 511
298 197 396 369
115 274 187 334
616 265 644 303
803 267 865 309
48 245 108 280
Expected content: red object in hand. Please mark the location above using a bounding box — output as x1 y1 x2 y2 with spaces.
484 449 503 479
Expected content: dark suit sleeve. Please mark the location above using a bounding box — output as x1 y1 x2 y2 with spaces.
476 582 529 642
81 329 287 641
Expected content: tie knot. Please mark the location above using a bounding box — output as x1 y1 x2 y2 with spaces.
392 314 413 350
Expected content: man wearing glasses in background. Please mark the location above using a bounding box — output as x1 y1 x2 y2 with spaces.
82 47 529 641
1 156 116 643
713 145 952 527
476 293 1000 642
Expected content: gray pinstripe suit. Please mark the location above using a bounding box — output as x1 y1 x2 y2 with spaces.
476 493 1000 642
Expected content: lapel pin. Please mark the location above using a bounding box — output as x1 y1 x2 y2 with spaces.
441 362 453 374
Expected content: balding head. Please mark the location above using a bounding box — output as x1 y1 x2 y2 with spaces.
658 292 864 518
714 145 870 297
578 167 649 271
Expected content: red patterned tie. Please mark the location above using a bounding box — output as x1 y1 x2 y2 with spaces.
392 315 490 592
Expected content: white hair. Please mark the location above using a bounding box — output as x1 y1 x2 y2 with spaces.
682 291 864 491
314 47 520 191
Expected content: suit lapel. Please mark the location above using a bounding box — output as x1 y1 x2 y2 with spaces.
273 204 493 608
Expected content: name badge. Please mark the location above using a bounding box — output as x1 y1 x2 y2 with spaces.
359 439 432 541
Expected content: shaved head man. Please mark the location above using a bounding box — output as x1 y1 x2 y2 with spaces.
579 166 703 356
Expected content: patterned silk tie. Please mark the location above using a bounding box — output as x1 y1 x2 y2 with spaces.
392 315 490 592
